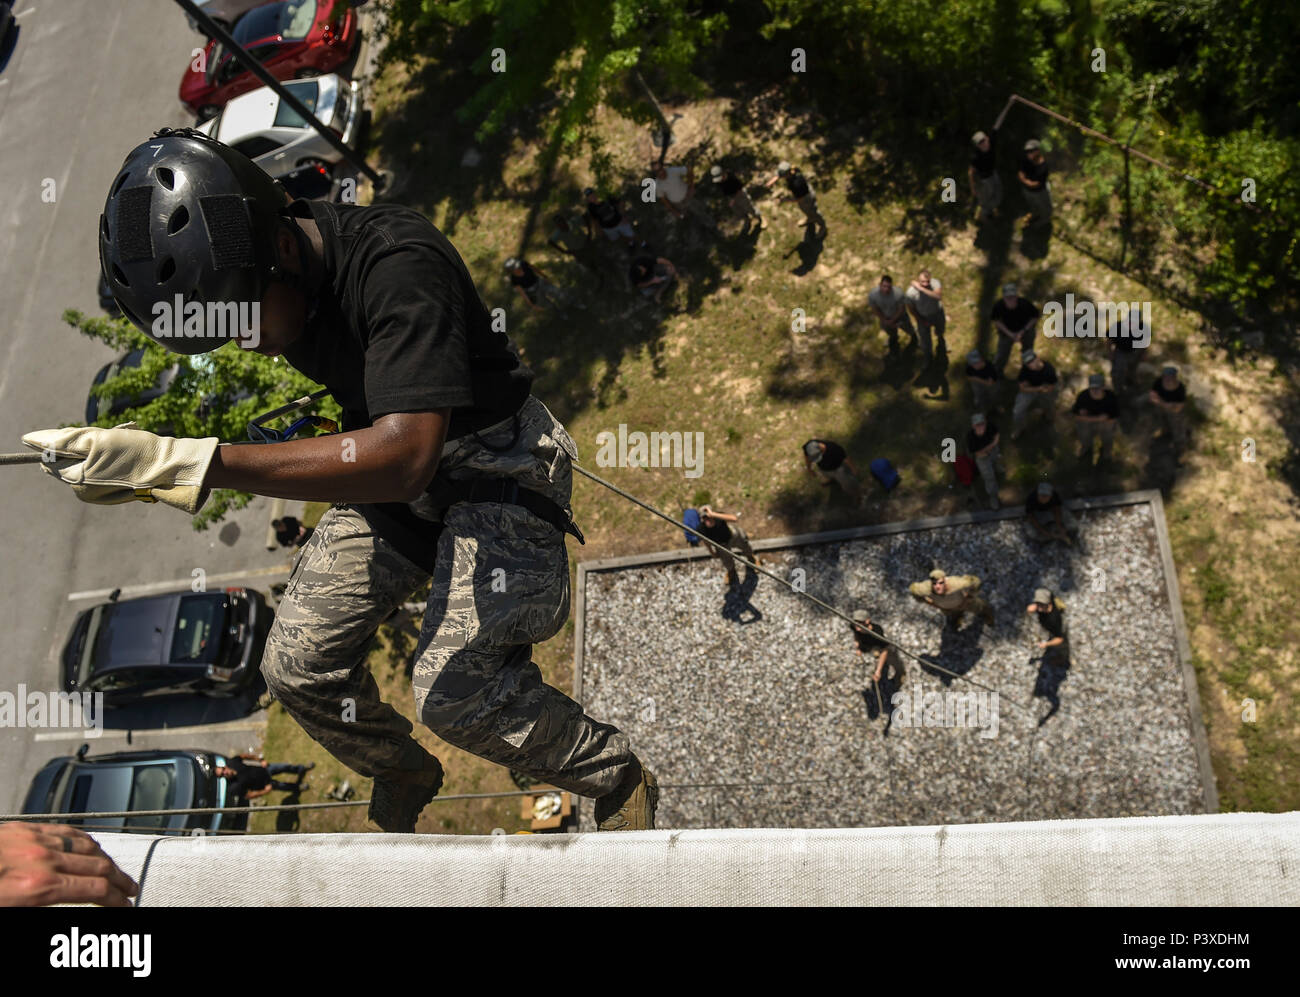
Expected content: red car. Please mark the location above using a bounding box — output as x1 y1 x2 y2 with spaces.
180 0 358 119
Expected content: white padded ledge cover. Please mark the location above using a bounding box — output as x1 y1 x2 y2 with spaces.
92 811 1299 906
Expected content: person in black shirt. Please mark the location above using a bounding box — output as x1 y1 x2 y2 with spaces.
968 130 1002 221
504 257 578 313
991 283 1040 373
802 438 862 499
584 187 637 248
1149 365 1189 456
1026 588 1069 719
1071 373 1120 464
1109 308 1145 395
216 753 313 799
763 161 826 238
711 164 763 234
966 412 1002 509
698 505 759 588
966 349 1000 411
1011 350 1058 438
1017 139 1052 226
629 255 677 300
70 130 657 834
1024 482 1078 545
272 515 312 549
851 609 904 714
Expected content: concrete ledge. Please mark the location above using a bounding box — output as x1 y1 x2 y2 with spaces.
91 811 1300 906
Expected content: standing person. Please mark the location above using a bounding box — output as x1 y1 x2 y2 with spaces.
1071 373 1120 465
1017 139 1052 226
629 254 677 301
697 504 758 589
967 412 1002 510
1026 588 1067 659
1024 482 1078 546
655 162 716 230
1011 350 1059 440
905 268 946 361
851 610 905 718
802 438 861 499
968 130 1002 222
868 275 918 353
59 128 658 833
908 568 995 631
584 187 638 249
505 257 578 313
217 753 315 800
1149 365 1189 457
1109 309 1144 396
546 211 602 285
966 349 1000 413
763 161 827 238
990 283 1040 374
711 165 763 233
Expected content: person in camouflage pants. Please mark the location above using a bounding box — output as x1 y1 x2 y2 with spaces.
261 396 650 821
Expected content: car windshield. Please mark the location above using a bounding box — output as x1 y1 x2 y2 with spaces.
64 762 177 830
169 594 227 665
273 80 320 128
234 0 317 44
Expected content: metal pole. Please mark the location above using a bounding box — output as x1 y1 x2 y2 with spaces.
173 0 385 190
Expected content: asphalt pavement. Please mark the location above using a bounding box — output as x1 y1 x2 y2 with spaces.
0 2 298 813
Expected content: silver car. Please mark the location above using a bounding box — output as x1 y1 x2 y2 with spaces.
197 72 361 178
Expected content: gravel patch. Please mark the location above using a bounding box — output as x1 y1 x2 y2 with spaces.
577 501 1208 829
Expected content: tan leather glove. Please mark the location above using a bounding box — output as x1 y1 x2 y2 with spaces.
21 424 219 514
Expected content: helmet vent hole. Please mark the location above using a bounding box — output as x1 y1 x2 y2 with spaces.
157 257 176 283
156 167 176 190
167 205 190 234
111 264 130 288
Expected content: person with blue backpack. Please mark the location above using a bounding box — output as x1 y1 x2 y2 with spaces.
684 505 760 589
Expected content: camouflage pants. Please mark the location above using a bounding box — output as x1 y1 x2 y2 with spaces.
709 525 756 578
260 395 634 799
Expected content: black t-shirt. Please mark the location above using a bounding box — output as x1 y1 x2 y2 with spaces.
698 518 732 546
508 261 539 290
1017 362 1057 389
1152 378 1186 404
1036 605 1065 640
967 422 999 454
282 199 534 571
226 758 271 796
1026 491 1062 515
588 199 622 228
719 173 744 196
970 135 996 178
992 298 1039 330
1071 389 1119 418
807 439 846 471
853 620 888 654
629 256 657 285
966 362 998 384
275 515 301 547
1111 326 1141 352
1020 155 1049 186
785 172 811 198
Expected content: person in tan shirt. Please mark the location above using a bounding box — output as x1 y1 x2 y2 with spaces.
909 568 995 630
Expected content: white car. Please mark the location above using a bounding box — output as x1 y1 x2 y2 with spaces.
197 73 362 179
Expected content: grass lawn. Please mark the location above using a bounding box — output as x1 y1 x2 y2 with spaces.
250 52 1299 832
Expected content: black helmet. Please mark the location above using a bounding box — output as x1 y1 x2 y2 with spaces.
99 127 297 354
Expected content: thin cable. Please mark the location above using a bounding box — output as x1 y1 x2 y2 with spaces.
572 462 1043 717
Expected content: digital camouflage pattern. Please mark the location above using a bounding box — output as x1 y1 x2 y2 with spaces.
260 396 634 798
